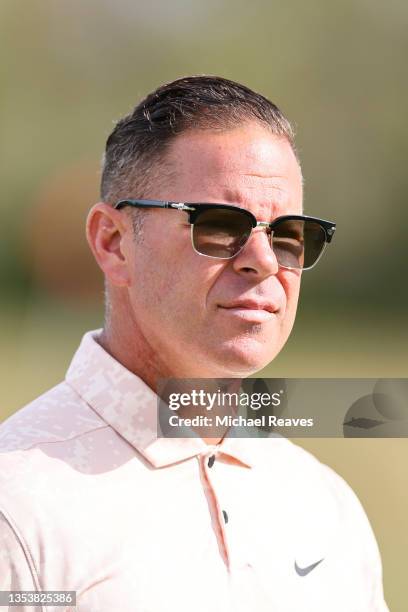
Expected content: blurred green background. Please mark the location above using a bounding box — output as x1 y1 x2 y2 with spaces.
1 1 407 609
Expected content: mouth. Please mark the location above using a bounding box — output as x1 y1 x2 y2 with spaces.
218 300 279 322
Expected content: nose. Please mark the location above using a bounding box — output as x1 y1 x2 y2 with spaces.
231 227 279 279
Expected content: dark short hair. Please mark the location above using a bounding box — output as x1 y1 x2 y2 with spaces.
101 75 297 204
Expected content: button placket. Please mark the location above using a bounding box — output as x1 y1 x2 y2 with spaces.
204 455 255 572
204 451 229 525
200 450 231 567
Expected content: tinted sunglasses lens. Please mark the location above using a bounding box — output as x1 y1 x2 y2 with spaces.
192 208 253 258
272 220 326 269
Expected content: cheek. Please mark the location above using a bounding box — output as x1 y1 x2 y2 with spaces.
128 234 223 317
278 270 301 315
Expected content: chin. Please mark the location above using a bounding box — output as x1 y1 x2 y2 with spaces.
209 340 282 378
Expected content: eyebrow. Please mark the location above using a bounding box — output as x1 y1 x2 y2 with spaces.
217 188 297 220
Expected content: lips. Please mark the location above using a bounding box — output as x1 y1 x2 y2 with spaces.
217 299 280 323
219 299 279 314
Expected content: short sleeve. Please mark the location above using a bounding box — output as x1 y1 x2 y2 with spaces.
0 510 38 591
321 464 389 612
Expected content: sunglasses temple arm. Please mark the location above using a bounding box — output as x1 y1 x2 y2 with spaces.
114 200 195 212
114 200 170 210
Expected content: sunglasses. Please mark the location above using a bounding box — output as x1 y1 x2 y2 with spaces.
114 199 336 271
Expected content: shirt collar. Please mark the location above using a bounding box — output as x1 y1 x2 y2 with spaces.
65 330 256 469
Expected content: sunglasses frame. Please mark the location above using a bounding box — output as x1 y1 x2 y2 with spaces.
114 199 336 270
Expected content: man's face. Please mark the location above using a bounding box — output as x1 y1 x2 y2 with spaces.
123 123 303 377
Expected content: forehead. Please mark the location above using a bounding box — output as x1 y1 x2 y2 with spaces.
161 123 303 217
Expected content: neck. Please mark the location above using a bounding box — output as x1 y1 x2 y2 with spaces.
98 322 235 446
98 324 165 394
99 291 240 445
98 328 228 446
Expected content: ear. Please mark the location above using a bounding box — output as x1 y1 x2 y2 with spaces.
86 202 131 287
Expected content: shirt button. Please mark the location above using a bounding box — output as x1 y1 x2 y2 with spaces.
208 454 216 468
222 510 229 524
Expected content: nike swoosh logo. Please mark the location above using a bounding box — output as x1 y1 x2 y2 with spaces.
294 558 324 576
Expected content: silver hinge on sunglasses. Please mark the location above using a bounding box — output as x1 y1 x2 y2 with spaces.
168 203 196 212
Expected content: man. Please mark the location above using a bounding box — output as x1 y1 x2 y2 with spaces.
0 76 388 611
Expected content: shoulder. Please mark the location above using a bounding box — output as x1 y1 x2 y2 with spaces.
255 437 382 555
279 439 373 519
0 381 106 453
0 381 119 541
0 381 112 507
252 436 378 529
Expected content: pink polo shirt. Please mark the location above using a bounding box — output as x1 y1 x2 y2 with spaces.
0 330 388 611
